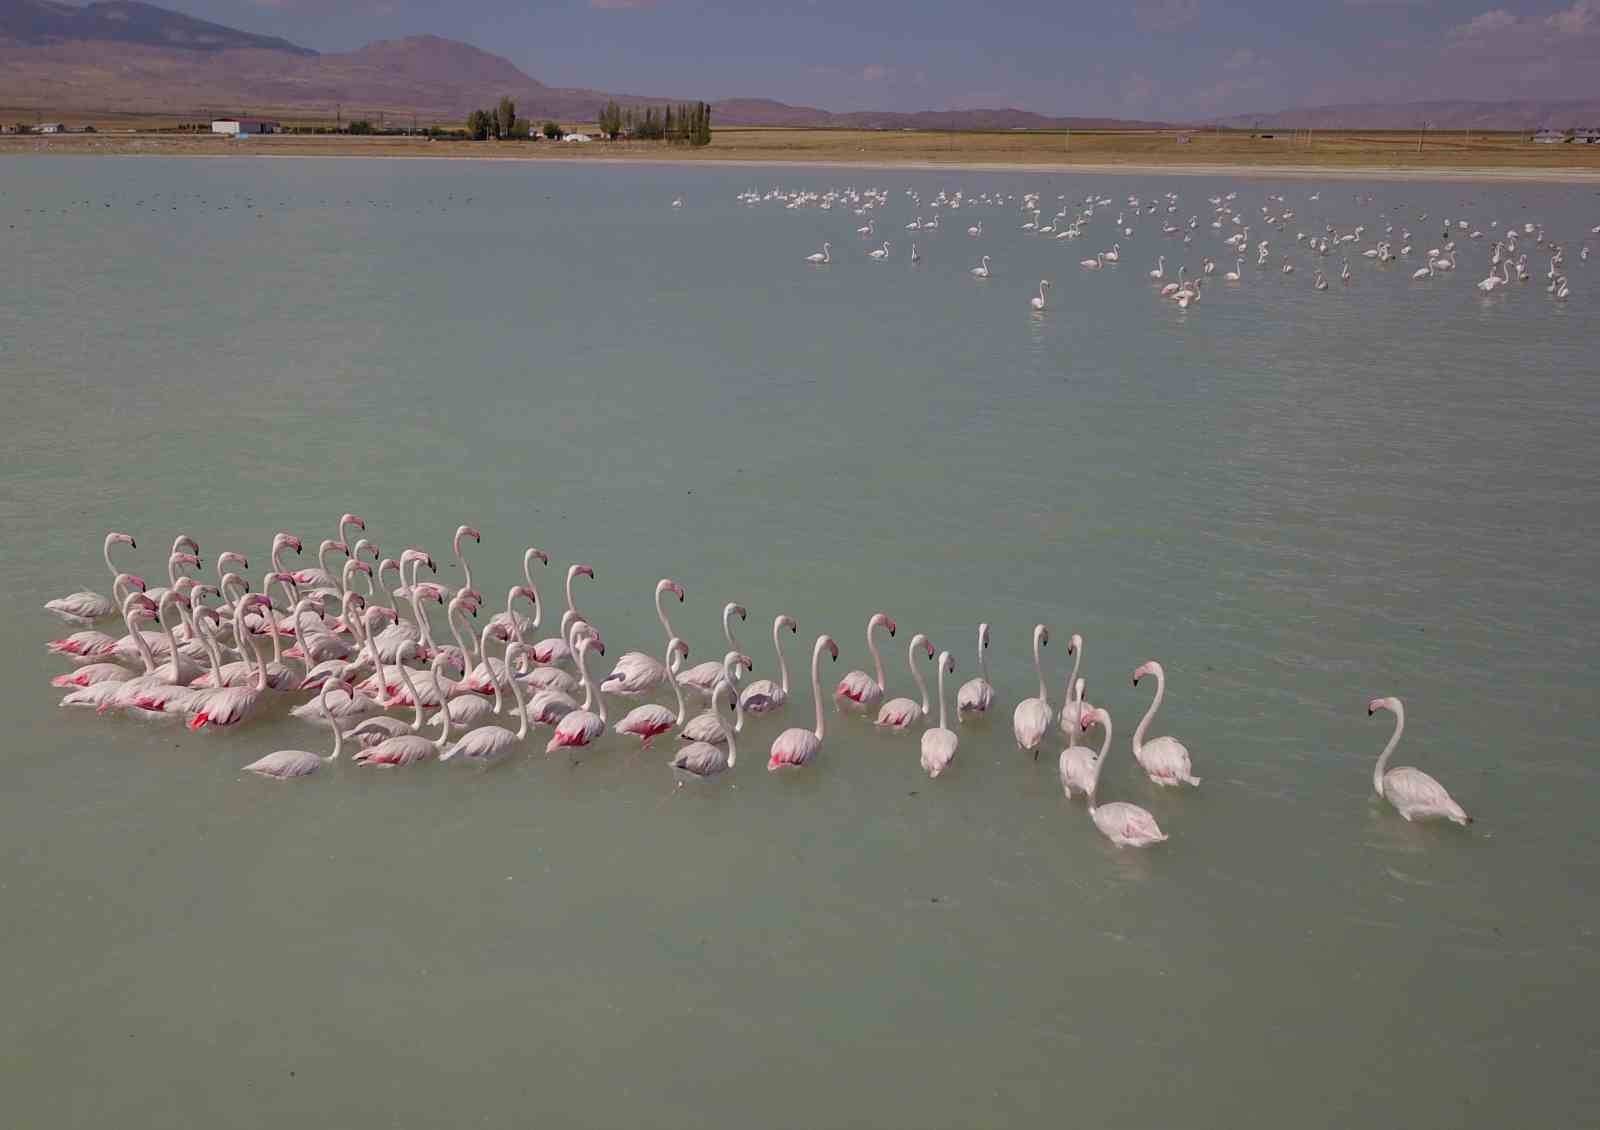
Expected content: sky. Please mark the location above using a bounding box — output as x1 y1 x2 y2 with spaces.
163 1 1600 118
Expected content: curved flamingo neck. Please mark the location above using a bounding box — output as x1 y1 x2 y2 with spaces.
1375 704 1404 795
390 656 425 730
102 534 120 578
774 619 792 693
909 638 930 713
504 649 528 741
454 534 475 593
810 638 828 741
656 583 678 641
868 621 887 690
1062 643 1081 703
321 684 345 761
1032 630 1048 704
722 604 740 650
1133 667 1164 754
667 645 688 726
1087 711 1113 809
977 626 989 682
935 655 950 730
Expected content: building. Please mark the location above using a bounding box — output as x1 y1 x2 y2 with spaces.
211 118 281 136
1531 128 1567 143
1574 128 1600 144
562 132 592 143
38 122 65 134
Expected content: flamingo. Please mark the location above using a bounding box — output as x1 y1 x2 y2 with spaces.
956 622 994 719
1030 280 1051 311
835 612 896 713
242 680 352 779
677 601 747 698
874 633 936 730
46 573 146 658
1080 254 1103 270
1103 242 1120 263
670 675 739 780
1314 270 1329 291
1223 258 1243 281
919 650 958 779
680 651 752 744
967 220 982 237
59 593 158 709
186 596 277 730
441 643 532 762
45 532 137 624
970 255 991 279
740 614 797 714
768 635 839 770
601 578 684 696
1082 708 1168 847
613 638 690 748
352 660 454 767
1058 680 1099 798
1130 660 1200 786
488 549 547 641
869 241 891 260
451 524 483 600
546 637 607 753
1367 697 1471 824
805 242 831 264
1149 255 1165 280
1012 624 1051 757
910 242 920 264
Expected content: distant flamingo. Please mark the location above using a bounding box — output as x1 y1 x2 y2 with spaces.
835 612 896 713
874 633 935 730
956 622 994 719
919 650 958 779
1367 697 1471 825
970 255 991 278
45 532 137 624
768 635 839 770
1130 660 1200 786
1031 279 1051 309
1012 624 1051 757
352 660 453 767
1082 708 1168 847
805 242 831 264
740 614 797 714
602 578 684 696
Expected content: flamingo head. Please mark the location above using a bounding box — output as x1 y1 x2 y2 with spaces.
941 651 955 675
662 579 685 602
823 637 840 663
1368 696 1399 717
731 602 747 621
126 593 159 617
340 513 366 533
1068 633 1083 656
527 547 550 568
275 532 303 555
1133 660 1162 685
110 532 137 549
669 638 690 663
513 585 538 606
124 574 148 592
574 564 595 582
736 653 754 672
870 612 896 638
978 622 990 649
1035 624 1049 648
218 551 248 572
778 614 798 634
172 534 200 555
454 525 481 551
354 539 380 560
171 552 201 571
243 593 272 611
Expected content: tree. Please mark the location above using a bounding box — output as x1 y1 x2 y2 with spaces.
599 100 622 140
466 109 491 140
497 96 517 140
513 117 533 138
542 120 563 140
348 119 375 135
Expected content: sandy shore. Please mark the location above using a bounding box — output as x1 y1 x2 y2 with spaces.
5 132 1600 183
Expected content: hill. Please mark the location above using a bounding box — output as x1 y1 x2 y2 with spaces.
1211 99 1600 132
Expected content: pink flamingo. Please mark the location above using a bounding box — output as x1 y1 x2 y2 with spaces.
352 658 454 767
45 532 138 624
835 612 895 713
1082 707 1168 847
46 573 146 660
676 602 747 699
1130 660 1200 786
187 596 277 730
531 567 596 666
875 632 935 730
1057 634 1091 735
243 680 353 779
740 614 798 714
671 677 740 780
769 635 839 770
1368 697 1471 825
614 638 691 748
1012 624 1052 757
451 524 483 601
58 593 159 710
290 539 349 591
919 650 958 778
441 643 532 762
679 651 752 744
602 578 685 696
546 637 608 753
1058 680 1098 798
956 622 994 719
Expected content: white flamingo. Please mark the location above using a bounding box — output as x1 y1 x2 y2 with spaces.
1130 660 1200 786
1083 708 1168 847
835 612 896 713
919 650 958 778
805 242 831 264
1367 697 1471 825
955 622 994 719
970 255 991 278
546 637 607 754
740 614 797 714
243 680 352 779
601 577 684 696
441 643 532 762
613 638 690 748
671 675 740 780
1149 255 1165 280
679 650 750 745
768 635 839 770
869 241 891 260
676 601 747 699
1012 624 1051 758
45 532 137 624
874 633 935 730
1058 680 1098 798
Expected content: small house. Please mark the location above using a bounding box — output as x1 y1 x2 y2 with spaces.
38 122 65 134
211 118 281 137
1573 128 1600 145
1531 128 1567 143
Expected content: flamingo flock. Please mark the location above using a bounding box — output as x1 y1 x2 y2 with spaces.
778 180 1587 313
43 518 1475 847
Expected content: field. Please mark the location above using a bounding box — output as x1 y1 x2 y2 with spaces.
5 118 1600 177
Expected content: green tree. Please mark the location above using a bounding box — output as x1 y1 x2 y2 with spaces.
512 117 533 138
542 120 563 140
599 100 622 140
466 109 491 140
497 96 517 140
348 119 375 135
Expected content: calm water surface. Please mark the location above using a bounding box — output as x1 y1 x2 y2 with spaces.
3 157 1599 1127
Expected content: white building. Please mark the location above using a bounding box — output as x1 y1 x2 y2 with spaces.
1530 128 1567 144
562 132 592 143
38 122 65 134
211 118 281 137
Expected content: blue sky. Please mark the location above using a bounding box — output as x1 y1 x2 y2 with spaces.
174 1 1600 117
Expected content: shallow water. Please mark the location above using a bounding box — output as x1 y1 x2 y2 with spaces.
3 156 1599 1127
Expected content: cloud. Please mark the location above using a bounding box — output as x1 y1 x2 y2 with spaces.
1446 1 1600 62
1134 0 1201 33
861 63 891 81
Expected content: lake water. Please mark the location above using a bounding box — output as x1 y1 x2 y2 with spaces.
4 155 1598 1128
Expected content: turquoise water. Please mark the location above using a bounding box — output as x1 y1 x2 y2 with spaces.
3 156 1598 1127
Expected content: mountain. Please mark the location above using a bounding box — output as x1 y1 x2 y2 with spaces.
0 0 314 55
0 2 1167 128
1210 99 1600 131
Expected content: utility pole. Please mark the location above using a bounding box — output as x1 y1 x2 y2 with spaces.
336 103 342 132
1417 120 1427 155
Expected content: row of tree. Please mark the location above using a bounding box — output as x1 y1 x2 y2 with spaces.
466 96 528 141
599 101 712 145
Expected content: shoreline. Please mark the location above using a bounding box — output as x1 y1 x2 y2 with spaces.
5 137 1600 184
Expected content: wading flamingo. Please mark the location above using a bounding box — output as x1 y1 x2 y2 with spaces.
740 614 797 714
442 643 532 762
805 242 831 264
836 612 896 713
956 622 994 719
602 578 684 696
1012 624 1052 757
671 676 741 780
613 638 690 748
1058 681 1098 798
243 680 352 779
919 650 958 778
874 633 935 730
45 532 137 624
1130 660 1200 786
1083 708 1168 847
769 635 839 770
677 601 746 698
680 651 752 744
546 637 607 753
1367 697 1471 825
